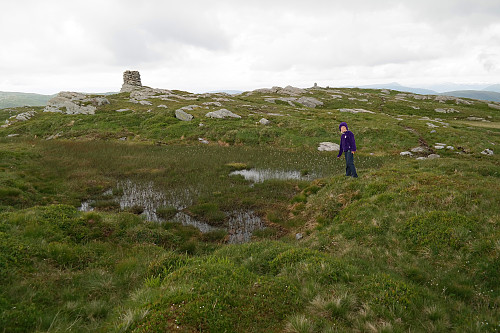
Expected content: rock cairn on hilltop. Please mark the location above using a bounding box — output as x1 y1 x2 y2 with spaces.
121 70 142 92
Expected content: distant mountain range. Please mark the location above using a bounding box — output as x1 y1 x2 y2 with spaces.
354 83 437 95
437 90 500 103
0 91 55 109
353 82 500 102
0 91 119 109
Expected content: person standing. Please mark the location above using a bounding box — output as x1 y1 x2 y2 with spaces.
337 122 358 178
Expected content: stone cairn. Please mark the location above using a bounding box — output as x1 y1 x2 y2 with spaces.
120 70 142 92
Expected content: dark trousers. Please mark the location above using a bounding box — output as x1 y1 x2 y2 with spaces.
344 150 358 177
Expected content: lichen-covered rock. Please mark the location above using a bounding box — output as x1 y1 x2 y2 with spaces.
434 95 473 105
435 108 459 113
339 108 375 114
252 85 306 96
12 111 37 121
259 118 271 125
44 92 109 115
205 109 241 119
411 147 426 153
175 109 194 121
202 101 223 107
318 142 340 151
180 105 201 111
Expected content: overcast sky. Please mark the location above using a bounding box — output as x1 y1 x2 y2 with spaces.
1 0 499 94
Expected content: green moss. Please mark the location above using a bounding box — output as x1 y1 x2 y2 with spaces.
362 273 417 309
401 211 475 251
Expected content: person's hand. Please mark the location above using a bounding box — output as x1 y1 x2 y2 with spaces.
352 151 355 154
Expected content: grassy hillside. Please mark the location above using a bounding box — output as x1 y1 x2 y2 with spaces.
0 86 499 332
0 91 54 109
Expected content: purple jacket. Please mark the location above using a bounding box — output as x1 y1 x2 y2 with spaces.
337 122 357 157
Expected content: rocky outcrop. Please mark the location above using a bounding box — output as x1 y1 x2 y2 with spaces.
205 109 241 119
435 108 459 113
253 85 307 96
202 101 223 107
120 70 142 92
339 108 375 114
13 111 37 121
434 95 473 105
411 147 426 153
44 92 109 115
296 97 323 108
265 96 323 108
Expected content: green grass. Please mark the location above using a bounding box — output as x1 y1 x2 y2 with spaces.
0 86 499 332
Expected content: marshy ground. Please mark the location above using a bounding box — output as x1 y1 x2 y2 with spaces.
1 87 499 332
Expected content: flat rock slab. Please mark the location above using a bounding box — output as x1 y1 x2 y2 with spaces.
411 147 426 153
175 109 194 121
318 142 340 151
339 108 375 114
205 109 241 119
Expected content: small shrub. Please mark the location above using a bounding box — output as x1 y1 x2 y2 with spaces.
362 273 416 309
40 204 77 223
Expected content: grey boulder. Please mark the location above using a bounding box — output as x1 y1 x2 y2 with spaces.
205 109 241 119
